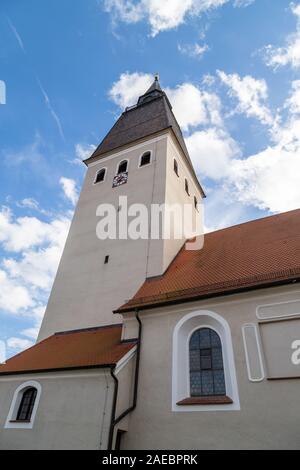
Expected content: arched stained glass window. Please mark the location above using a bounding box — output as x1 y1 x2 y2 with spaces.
189 328 226 397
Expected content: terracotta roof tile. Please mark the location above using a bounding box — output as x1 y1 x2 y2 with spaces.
0 325 136 376
116 209 300 312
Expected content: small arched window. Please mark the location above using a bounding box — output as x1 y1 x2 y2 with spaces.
139 151 151 167
5 380 42 429
16 387 38 422
189 328 226 397
185 179 190 196
95 168 106 184
117 160 128 174
174 159 179 176
194 196 198 210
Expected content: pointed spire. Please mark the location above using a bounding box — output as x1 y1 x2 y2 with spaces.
137 74 163 106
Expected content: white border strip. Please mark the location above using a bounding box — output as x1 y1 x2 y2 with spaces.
256 298 300 321
242 324 265 382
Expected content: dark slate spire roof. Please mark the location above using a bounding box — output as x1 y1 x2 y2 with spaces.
137 74 164 105
85 76 205 196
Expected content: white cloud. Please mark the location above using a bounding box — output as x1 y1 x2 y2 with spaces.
21 326 40 340
104 0 255 36
221 78 300 213
16 198 51 216
0 195 71 348
60 177 79 206
218 70 274 126
7 337 33 352
284 79 300 115
17 198 40 211
4 244 65 291
263 3 300 70
0 206 70 316
233 0 254 6
30 305 47 321
186 128 240 179
0 206 70 352
0 206 68 252
0 270 33 314
109 72 153 109
109 72 222 130
74 143 97 163
21 313 44 340
229 141 300 213
178 42 209 59
166 83 222 131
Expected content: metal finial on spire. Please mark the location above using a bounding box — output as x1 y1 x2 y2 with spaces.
154 73 159 81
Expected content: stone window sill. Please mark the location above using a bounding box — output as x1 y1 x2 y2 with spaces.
177 396 233 406
9 420 31 423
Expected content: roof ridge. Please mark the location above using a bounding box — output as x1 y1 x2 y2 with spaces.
204 208 300 237
55 323 123 336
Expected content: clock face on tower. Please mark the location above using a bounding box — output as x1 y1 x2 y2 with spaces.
112 171 128 188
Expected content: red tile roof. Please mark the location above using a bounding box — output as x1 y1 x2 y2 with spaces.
0 325 136 376
116 209 300 312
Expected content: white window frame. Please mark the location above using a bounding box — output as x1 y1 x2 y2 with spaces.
172 310 240 412
5 381 42 429
116 159 129 175
94 167 107 184
138 151 152 168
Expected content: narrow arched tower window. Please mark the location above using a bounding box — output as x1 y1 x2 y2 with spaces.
139 151 151 167
174 159 179 176
189 328 226 397
95 168 106 184
16 387 38 422
185 179 190 196
117 160 128 174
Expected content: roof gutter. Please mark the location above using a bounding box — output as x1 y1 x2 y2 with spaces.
107 310 142 450
0 363 116 377
116 276 300 315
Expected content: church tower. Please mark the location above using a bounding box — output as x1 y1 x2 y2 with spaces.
38 77 205 341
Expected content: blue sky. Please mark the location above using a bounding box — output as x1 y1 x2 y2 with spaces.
0 0 300 357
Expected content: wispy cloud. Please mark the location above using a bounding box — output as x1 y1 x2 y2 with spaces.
6 16 26 53
262 3 300 70
36 78 65 141
178 42 209 59
70 143 97 165
7 18 65 141
60 177 79 206
16 198 52 216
